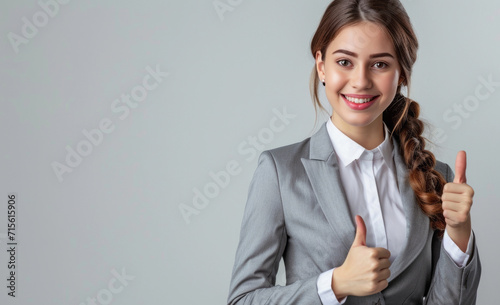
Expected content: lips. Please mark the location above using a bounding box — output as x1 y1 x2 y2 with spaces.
341 94 379 110
342 94 378 104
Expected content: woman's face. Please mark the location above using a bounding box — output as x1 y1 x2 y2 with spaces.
316 21 403 134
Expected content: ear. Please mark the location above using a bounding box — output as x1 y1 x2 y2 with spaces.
315 50 325 81
398 75 405 86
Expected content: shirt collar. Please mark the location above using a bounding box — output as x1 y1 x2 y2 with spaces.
326 119 394 168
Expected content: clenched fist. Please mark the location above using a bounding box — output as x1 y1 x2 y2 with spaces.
442 150 474 252
331 215 391 300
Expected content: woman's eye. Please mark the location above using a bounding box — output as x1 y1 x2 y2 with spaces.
374 62 388 69
337 59 351 67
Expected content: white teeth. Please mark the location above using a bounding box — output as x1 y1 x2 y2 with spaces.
344 95 375 104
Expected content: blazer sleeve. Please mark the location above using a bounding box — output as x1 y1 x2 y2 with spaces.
424 163 482 305
227 151 323 305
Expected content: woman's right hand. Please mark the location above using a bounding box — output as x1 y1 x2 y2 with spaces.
331 215 391 300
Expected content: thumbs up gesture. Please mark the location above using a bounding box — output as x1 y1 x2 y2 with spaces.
331 215 391 299
442 151 474 252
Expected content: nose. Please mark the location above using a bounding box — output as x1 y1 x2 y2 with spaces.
350 65 372 89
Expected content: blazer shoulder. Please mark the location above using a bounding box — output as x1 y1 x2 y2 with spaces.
263 136 312 165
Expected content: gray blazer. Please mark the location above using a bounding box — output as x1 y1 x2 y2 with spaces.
227 122 481 305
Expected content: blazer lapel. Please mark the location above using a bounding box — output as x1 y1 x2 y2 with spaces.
301 123 355 253
388 138 431 281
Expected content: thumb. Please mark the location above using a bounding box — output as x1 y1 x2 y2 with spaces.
454 150 467 184
352 215 366 247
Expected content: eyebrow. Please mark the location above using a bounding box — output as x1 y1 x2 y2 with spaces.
332 49 394 59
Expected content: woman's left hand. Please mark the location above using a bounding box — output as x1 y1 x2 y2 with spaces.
441 150 474 252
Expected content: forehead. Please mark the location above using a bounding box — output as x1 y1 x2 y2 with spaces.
327 21 396 55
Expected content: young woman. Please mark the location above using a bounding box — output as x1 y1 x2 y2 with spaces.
227 0 481 304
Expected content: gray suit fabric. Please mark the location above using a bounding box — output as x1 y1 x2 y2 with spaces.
227 122 481 305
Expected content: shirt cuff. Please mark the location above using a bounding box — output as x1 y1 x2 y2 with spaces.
317 268 347 305
443 229 473 267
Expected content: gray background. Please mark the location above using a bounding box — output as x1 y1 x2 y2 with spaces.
0 0 498 304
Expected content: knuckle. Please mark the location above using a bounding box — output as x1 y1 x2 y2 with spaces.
368 282 378 293
368 249 378 258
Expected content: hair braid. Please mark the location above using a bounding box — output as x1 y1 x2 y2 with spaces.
384 94 446 234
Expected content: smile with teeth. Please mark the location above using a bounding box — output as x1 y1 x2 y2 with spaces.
342 95 378 104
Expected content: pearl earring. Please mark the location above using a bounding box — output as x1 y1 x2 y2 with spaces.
322 79 325 86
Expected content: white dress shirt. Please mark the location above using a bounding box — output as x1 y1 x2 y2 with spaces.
316 119 473 305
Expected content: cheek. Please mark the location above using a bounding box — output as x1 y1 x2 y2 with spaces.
326 70 348 91
378 73 400 92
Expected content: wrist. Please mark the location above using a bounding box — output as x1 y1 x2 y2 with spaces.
446 219 471 252
332 267 348 300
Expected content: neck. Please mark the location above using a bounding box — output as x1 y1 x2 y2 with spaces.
331 116 385 150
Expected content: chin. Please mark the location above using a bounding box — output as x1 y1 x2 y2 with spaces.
341 115 380 128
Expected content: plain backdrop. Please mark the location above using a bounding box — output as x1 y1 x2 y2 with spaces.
0 0 498 304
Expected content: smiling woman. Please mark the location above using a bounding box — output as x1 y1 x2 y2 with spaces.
227 0 481 304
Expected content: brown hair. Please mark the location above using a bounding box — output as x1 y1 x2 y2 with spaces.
310 0 446 233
